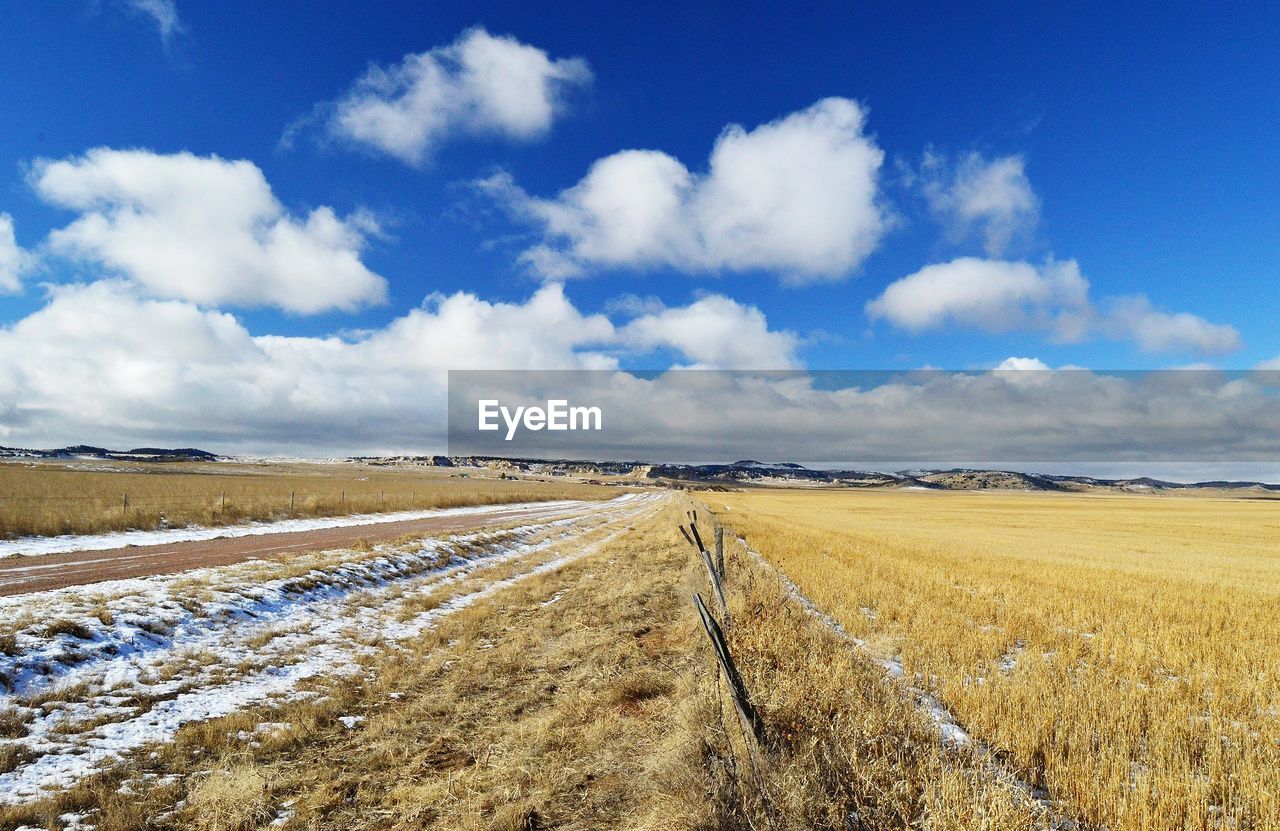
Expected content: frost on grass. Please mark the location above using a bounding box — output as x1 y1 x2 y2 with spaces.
0 494 658 804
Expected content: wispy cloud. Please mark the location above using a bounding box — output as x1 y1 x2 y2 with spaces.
118 0 185 47
916 150 1040 256
298 27 591 166
0 214 34 295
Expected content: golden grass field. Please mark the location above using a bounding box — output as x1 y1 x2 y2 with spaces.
0 459 625 539
6 482 1276 829
1 496 1054 831
704 488 1280 830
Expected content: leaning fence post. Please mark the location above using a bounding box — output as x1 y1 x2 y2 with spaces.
681 523 728 624
714 525 724 579
693 592 766 751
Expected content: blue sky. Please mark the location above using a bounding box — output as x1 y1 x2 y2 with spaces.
0 1 1277 454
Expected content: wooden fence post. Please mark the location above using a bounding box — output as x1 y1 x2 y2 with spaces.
714 525 724 579
681 523 728 623
290 491 295 514
693 592 766 751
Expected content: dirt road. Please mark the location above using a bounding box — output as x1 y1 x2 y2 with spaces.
0 500 598 596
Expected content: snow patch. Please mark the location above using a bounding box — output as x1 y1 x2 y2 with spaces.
0 493 660 805
0 497 635 559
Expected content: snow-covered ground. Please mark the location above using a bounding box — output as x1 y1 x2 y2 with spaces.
0 496 636 559
0 493 659 805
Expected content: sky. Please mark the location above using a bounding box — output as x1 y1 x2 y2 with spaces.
0 1 1277 458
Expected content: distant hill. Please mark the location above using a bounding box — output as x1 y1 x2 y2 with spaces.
9 445 1270 492
0 445 220 462
352 455 1280 493
656 463 1280 492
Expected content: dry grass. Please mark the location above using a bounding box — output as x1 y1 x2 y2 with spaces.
0 458 629 539
654 517 1047 830
0 496 1045 830
0 706 29 739
40 619 94 641
706 488 1280 830
185 763 271 831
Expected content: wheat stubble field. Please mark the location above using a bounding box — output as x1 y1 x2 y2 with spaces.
0 460 618 540
704 488 1280 830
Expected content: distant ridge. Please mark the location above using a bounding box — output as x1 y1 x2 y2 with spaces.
5 446 1274 491
346 456 1280 492
0 445 220 462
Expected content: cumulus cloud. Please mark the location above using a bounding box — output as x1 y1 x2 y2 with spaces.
867 257 1089 338
619 294 801 369
320 27 591 166
0 214 32 294
32 148 387 314
867 257 1241 356
995 356 1052 371
921 152 1039 255
0 281 802 451
119 0 184 46
484 97 888 283
0 282 607 450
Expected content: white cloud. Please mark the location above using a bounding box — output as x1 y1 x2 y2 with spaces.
866 257 1089 337
0 282 1270 469
485 97 888 283
995 356 1052 371
0 280 803 451
323 27 591 166
1100 297 1243 355
619 294 801 369
119 0 184 46
0 214 32 294
867 257 1241 356
32 148 387 314
0 281 609 450
922 152 1039 255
